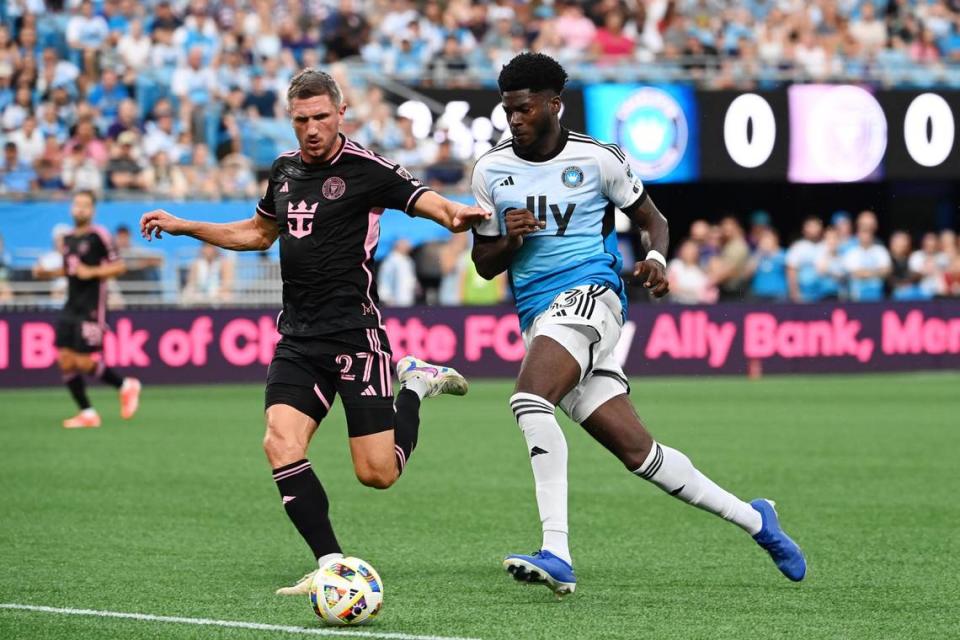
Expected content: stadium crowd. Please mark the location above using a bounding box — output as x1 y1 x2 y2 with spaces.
4 0 960 198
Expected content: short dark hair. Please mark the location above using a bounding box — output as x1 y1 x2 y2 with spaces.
74 189 97 205
498 52 568 95
287 68 342 105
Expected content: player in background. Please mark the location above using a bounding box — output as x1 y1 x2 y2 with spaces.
140 68 490 595
471 53 805 596
32 190 142 428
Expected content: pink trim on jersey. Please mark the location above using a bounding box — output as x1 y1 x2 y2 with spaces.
90 224 118 261
279 148 299 157
405 186 429 214
342 141 396 170
361 208 385 330
272 461 312 481
329 135 347 165
256 203 276 218
366 328 391 397
313 384 332 412
98 268 107 325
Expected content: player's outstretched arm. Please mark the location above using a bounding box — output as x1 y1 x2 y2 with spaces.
140 209 279 251
471 208 543 280
74 259 126 281
623 194 670 298
410 191 491 233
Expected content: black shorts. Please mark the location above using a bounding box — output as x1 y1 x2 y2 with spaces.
265 329 395 438
54 315 104 353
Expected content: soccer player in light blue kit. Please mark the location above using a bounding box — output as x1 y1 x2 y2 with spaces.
471 53 806 596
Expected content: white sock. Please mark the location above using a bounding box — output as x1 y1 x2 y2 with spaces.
317 552 344 569
401 376 428 400
634 442 762 535
510 392 571 565
81 408 98 417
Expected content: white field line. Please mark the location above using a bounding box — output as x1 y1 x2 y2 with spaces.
0 603 482 640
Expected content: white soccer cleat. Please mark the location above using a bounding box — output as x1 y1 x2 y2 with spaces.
275 569 317 596
396 356 468 398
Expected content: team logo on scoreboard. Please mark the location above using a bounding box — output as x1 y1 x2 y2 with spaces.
561 166 584 188
322 176 346 200
614 87 688 180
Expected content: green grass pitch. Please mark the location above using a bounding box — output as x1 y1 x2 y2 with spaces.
1 373 958 639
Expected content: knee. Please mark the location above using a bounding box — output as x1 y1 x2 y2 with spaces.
355 464 397 490
57 352 75 372
262 421 307 467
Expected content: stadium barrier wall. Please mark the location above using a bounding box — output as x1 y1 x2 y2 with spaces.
1 301 958 387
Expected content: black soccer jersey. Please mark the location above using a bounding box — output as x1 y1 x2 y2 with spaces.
62 225 117 322
257 135 432 337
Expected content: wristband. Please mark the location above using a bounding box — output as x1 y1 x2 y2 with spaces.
645 250 667 269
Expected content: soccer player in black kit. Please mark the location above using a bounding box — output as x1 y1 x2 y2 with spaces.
33 190 142 428
140 69 490 594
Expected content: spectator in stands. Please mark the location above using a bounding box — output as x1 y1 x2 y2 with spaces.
554 1 597 54
428 35 470 84
36 157 67 191
849 2 888 54
64 118 109 168
243 71 279 119
1 141 36 194
438 232 468 305
668 238 717 304
910 28 941 63
8 113 43 164
61 143 104 193
114 223 163 283
748 228 788 301
815 227 845 300
708 216 751 300
38 102 67 142
887 230 922 299
143 150 187 198
909 232 946 298
172 46 217 141
1 82 32 132
217 153 258 199
424 139 465 188
592 9 635 64
143 100 180 162
830 210 857 254
183 242 234 305
787 215 825 302
32 223 70 303
324 0 370 62
117 19 152 72
106 130 146 190
378 239 418 307
182 143 220 199
66 1 110 71
843 212 891 301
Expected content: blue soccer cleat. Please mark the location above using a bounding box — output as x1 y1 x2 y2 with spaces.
751 499 807 582
503 550 577 597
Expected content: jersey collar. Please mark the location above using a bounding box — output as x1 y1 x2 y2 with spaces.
301 134 346 168
512 127 569 163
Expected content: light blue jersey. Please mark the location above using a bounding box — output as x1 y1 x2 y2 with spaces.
472 130 645 330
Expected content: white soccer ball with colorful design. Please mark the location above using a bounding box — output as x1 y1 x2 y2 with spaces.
310 556 383 625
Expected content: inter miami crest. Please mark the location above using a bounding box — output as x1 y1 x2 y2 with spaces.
561 166 583 188
322 176 346 200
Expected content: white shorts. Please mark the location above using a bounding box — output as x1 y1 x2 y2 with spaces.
522 285 630 424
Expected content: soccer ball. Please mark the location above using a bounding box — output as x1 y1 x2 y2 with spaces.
310 556 383 626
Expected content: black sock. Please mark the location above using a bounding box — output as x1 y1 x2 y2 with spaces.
393 389 421 474
272 459 341 560
64 373 91 410
96 362 124 389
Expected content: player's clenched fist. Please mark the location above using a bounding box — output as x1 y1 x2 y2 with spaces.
140 209 187 241
504 208 545 248
634 259 670 298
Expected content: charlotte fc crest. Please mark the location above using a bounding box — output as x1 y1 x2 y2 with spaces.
562 166 583 188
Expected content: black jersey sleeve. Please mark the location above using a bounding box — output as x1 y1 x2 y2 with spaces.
257 176 278 218
91 226 118 262
369 160 432 216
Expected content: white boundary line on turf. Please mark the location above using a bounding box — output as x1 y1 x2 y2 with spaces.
0 604 482 640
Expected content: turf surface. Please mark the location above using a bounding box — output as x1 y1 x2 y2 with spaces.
1 373 958 640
